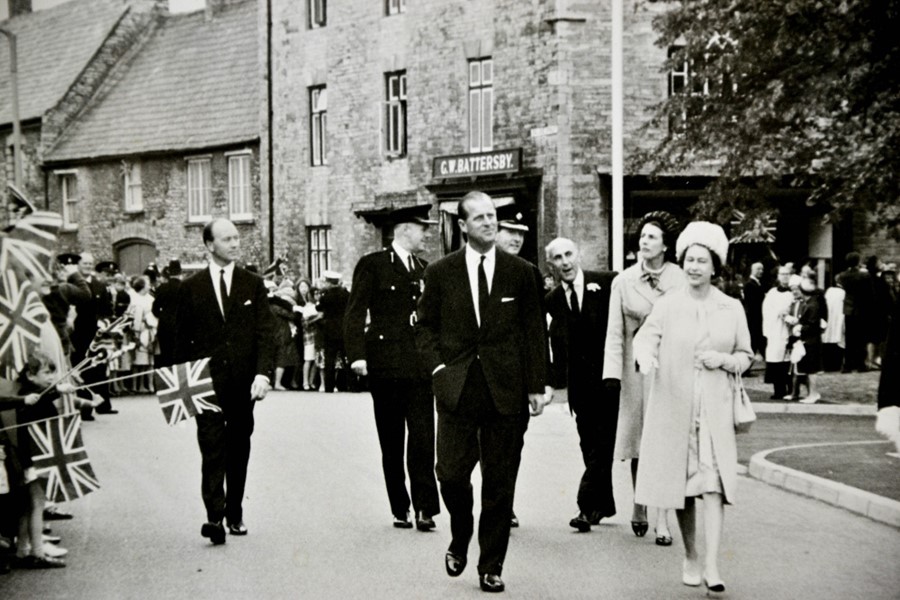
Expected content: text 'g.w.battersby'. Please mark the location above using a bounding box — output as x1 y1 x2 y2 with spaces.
432 149 522 179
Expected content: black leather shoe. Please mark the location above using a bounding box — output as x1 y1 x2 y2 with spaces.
227 520 248 536
445 552 466 577
479 573 505 593
569 511 602 532
201 521 226 545
81 413 95 421
96 408 119 415
393 512 413 529
415 512 435 531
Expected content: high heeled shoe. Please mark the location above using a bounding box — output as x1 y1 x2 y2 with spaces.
682 559 701 587
704 576 726 595
630 520 649 537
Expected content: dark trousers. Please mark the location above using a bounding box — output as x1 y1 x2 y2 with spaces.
369 377 440 519
195 391 255 524
569 381 618 517
844 315 866 371
323 338 345 393
436 361 528 576
765 361 791 398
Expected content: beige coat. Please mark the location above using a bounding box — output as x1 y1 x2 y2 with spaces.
603 262 686 460
632 287 752 509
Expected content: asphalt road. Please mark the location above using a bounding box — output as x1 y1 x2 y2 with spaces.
1 391 898 599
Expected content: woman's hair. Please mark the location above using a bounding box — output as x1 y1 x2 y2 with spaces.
637 210 680 263
678 243 723 278
132 276 147 293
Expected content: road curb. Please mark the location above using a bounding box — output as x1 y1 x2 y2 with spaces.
753 402 876 416
748 441 900 528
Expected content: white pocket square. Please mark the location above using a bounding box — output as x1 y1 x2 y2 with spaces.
243 300 252 306
501 297 516 303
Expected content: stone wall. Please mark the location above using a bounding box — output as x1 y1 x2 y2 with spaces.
47 144 263 272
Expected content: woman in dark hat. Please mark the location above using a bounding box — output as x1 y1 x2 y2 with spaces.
602 210 685 545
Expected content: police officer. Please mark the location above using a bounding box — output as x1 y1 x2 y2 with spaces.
344 205 441 530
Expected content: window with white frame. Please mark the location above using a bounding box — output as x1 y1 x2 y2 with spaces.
187 158 212 222
308 225 332 281
310 0 325 28
386 0 406 16
385 71 407 157
310 86 327 166
59 173 79 229
668 37 736 131
124 161 143 213
468 58 493 152
228 153 252 220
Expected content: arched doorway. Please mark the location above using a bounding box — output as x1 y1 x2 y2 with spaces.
115 239 157 276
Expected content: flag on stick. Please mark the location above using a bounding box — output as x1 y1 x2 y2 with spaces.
0 210 64 283
0 267 49 375
28 413 100 503
154 358 219 426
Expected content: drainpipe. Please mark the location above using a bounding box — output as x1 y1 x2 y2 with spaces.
610 0 624 271
0 27 23 188
266 0 275 262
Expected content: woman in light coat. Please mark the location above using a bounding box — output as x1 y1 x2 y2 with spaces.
634 222 752 595
603 211 684 544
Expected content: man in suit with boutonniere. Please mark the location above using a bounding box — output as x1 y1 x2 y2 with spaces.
416 191 548 594
172 218 275 545
344 204 441 531
544 237 619 532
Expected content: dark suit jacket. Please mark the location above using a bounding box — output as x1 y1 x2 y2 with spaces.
152 277 182 367
172 266 275 388
742 277 764 330
69 275 113 354
415 248 546 415
344 248 428 379
545 270 617 392
317 285 350 343
840 268 874 316
878 296 899 410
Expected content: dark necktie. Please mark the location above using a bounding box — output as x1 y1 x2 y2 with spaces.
219 269 229 316
478 255 489 326
407 254 415 273
569 283 580 317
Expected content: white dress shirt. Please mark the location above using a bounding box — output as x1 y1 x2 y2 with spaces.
391 241 413 271
208 261 235 316
465 244 495 327
566 269 584 310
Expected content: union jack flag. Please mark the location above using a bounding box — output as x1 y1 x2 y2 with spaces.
0 211 64 283
154 358 220 426
28 414 100 503
0 268 49 374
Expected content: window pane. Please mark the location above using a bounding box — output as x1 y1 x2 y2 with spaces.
482 59 493 84
399 74 406 98
469 89 481 152
321 113 327 161
469 62 480 86
482 88 493 150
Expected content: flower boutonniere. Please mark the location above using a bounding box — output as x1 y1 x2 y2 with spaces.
586 282 601 293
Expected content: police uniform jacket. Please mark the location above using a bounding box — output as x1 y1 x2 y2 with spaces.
345 247 428 380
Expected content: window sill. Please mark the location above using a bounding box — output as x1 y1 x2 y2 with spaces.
231 215 255 224
61 225 78 233
186 218 211 227
124 209 144 216
384 153 408 162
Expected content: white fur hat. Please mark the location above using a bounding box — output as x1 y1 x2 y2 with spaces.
675 221 729 264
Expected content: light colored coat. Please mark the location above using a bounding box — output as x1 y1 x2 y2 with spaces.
602 262 686 460
632 287 752 509
762 287 793 362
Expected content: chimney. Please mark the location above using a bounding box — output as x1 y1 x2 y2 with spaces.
8 0 32 18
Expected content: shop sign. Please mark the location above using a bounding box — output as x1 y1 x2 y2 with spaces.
433 148 521 179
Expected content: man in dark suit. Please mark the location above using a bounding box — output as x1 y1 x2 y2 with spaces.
840 252 876 372
743 262 765 357
544 237 619 532
344 205 441 531
69 252 116 419
316 271 350 392
416 191 547 594
172 218 275 545
153 259 183 367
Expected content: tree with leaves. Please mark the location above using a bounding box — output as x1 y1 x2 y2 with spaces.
632 0 900 240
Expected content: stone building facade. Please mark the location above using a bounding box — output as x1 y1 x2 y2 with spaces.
264 0 896 282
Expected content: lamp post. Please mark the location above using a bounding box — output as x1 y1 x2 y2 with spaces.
0 27 23 188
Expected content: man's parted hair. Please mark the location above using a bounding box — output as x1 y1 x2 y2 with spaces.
544 237 577 260
457 191 492 221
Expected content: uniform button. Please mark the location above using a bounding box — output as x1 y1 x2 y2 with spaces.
391 285 396 290
379 335 384 340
